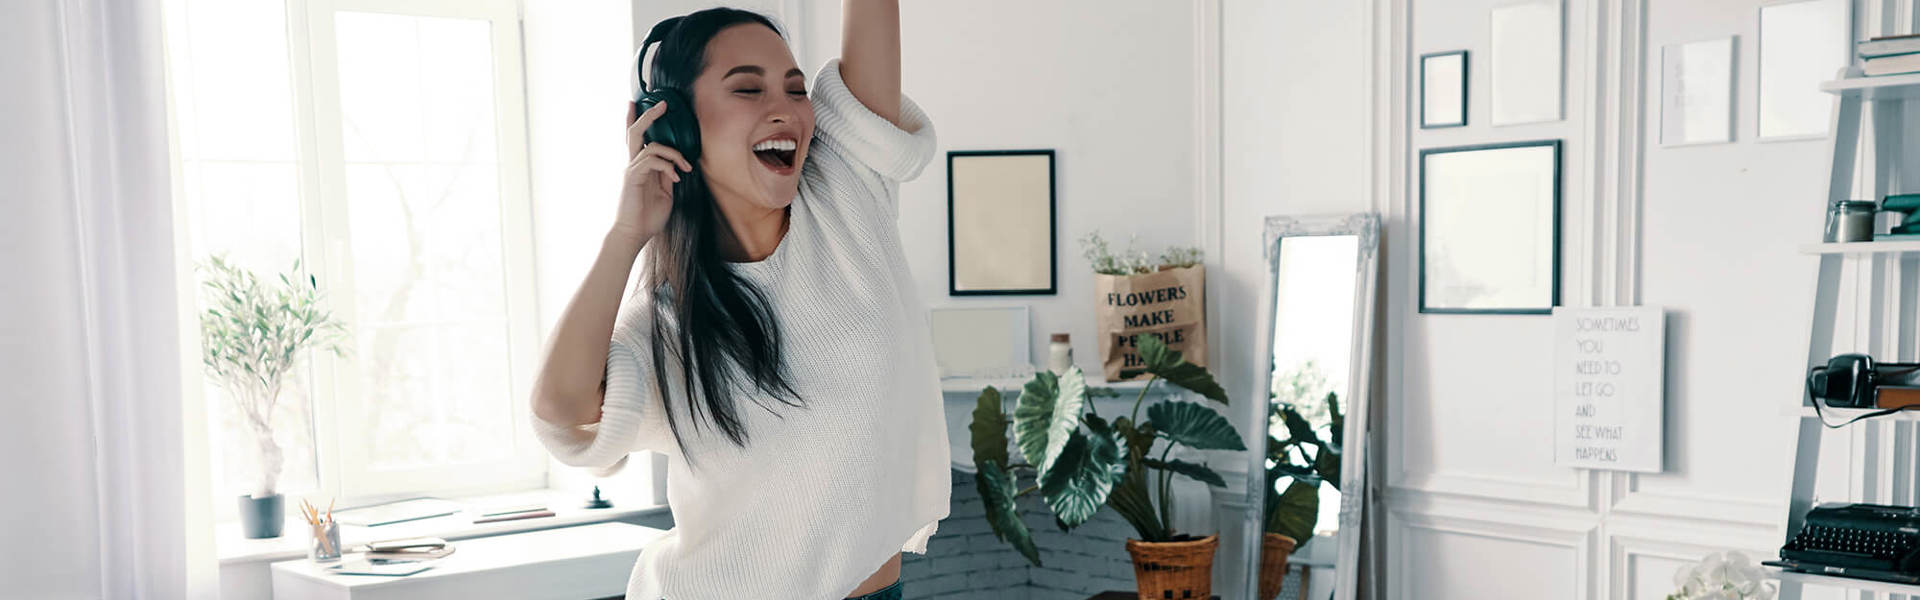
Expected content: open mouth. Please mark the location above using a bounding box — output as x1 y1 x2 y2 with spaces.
752 138 797 172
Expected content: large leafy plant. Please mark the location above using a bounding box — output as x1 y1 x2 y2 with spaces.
1264 390 1342 546
969 334 1244 565
198 254 348 498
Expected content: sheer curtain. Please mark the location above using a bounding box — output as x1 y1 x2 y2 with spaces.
0 0 217 598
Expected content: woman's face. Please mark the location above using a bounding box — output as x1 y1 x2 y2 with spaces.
692 24 813 212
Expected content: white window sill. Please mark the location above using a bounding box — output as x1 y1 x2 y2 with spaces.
215 487 670 566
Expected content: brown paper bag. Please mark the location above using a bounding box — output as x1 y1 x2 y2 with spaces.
1095 264 1207 382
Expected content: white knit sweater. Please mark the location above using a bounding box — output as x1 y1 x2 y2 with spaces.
531 58 950 600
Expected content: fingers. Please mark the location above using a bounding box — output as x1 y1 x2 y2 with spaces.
636 143 693 173
629 153 683 184
627 100 669 157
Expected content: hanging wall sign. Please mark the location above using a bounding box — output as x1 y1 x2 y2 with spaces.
1553 306 1665 473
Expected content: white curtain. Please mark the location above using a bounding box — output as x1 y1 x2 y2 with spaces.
0 0 218 598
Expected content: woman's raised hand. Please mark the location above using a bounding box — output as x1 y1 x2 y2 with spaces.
615 100 693 244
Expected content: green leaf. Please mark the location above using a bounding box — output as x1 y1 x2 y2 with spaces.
1264 479 1319 543
1038 432 1108 529
1038 415 1128 530
1133 333 1228 404
1143 457 1227 488
1012 370 1057 469
1278 405 1321 448
970 387 1010 472
975 460 1042 566
1014 366 1088 481
1147 400 1246 451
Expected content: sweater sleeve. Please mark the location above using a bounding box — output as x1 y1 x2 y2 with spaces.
808 57 938 220
530 296 675 476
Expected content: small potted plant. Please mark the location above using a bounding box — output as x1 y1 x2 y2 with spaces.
197 254 347 538
969 334 1243 599
1667 551 1777 600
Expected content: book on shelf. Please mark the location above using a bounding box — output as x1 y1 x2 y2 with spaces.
1859 33 1920 58
1863 52 1920 77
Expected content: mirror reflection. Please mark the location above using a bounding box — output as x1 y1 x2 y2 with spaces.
1251 216 1378 600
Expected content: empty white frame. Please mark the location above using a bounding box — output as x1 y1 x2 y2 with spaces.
1660 37 1736 146
947 150 1057 295
928 306 1030 377
1419 141 1562 314
1490 0 1564 125
1757 0 1850 140
1421 50 1469 128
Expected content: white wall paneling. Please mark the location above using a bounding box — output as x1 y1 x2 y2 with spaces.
1390 509 1595 599
1380 0 1920 598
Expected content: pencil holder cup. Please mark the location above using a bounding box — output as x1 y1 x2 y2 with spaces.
309 521 342 563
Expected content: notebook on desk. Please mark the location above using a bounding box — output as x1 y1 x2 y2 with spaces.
326 555 437 576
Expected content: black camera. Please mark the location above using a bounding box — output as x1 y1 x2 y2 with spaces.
1809 354 1920 408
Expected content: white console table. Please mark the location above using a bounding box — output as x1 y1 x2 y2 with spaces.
270 522 664 600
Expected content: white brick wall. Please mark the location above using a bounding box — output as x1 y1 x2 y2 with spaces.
900 470 1172 599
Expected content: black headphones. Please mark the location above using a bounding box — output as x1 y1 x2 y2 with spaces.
633 17 700 163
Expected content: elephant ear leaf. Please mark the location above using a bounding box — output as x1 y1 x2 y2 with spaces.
1014 366 1088 481
1127 333 1228 404
1147 400 1246 451
1143 457 1227 488
971 387 1010 472
1264 479 1320 544
975 460 1042 566
1039 425 1126 530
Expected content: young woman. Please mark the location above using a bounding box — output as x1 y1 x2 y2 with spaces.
528 3 946 599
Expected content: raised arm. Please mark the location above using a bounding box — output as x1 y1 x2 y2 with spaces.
839 0 905 130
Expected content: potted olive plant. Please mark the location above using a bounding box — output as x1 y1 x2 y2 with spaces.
198 254 347 538
969 334 1243 599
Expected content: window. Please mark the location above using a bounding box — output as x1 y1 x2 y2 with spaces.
163 0 545 518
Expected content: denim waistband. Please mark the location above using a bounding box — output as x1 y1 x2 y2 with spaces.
847 579 904 600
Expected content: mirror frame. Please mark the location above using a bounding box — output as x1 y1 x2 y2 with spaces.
1240 213 1380 600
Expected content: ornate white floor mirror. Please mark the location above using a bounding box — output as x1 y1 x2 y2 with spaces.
1238 213 1380 600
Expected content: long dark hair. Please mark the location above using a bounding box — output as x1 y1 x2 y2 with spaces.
638 8 804 465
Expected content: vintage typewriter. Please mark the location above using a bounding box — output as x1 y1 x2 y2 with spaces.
1765 503 1920 584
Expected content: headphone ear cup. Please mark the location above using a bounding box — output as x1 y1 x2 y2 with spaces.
637 88 700 163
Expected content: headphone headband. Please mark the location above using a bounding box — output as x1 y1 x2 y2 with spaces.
634 16 686 97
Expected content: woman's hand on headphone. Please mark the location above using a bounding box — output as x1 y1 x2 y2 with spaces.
615 100 693 245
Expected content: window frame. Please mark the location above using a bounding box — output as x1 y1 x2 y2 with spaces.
292 0 548 499
163 0 553 522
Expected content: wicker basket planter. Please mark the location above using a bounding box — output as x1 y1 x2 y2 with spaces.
1256 533 1299 600
1124 533 1219 599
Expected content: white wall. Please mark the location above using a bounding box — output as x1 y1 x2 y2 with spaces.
1384 0 1916 598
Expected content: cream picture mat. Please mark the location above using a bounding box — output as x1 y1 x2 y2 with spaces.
951 153 1052 292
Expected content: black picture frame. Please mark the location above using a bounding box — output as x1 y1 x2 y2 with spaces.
1420 50 1469 129
1418 139 1561 314
946 149 1058 296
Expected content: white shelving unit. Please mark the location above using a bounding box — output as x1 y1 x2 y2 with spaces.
1776 69 1920 600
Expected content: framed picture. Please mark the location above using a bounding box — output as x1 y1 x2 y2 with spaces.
947 150 1057 296
928 306 1030 378
1757 0 1851 140
1490 0 1564 125
1419 140 1561 314
1421 50 1469 129
1660 36 1736 146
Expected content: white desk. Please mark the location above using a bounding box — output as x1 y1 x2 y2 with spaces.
270 522 665 600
